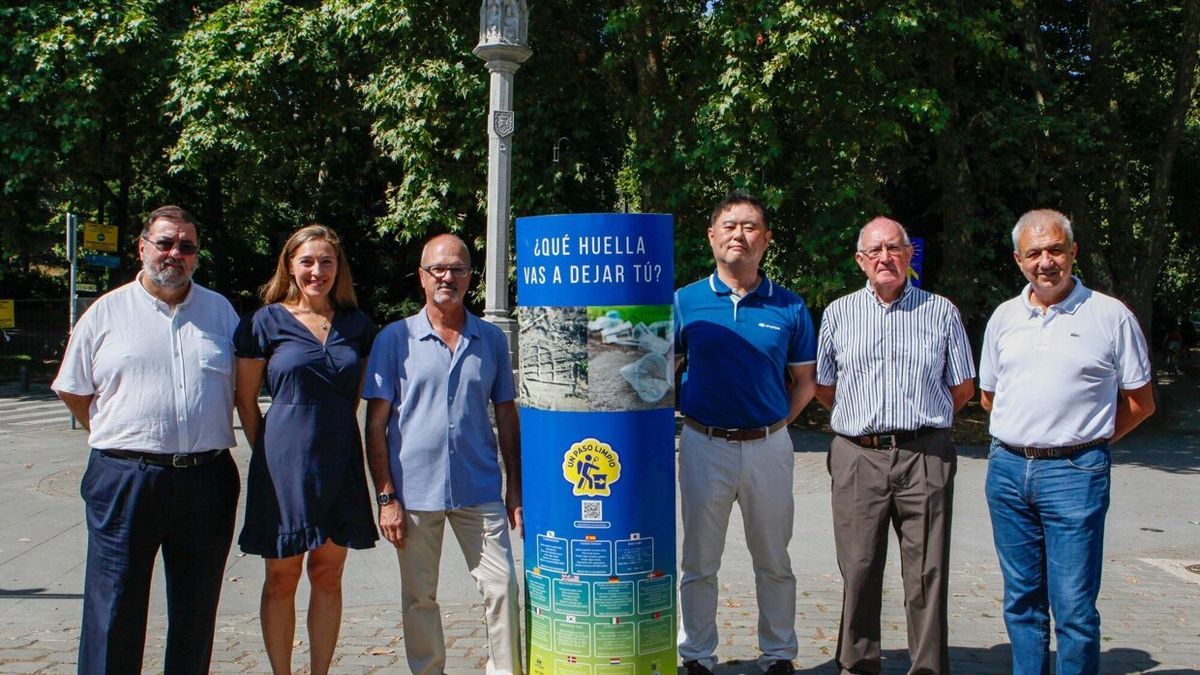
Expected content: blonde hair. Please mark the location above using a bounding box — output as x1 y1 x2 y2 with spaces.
259 224 358 309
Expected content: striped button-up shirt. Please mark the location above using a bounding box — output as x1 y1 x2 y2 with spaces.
816 281 975 437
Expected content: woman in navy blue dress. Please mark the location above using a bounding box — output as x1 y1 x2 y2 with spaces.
233 224 378 675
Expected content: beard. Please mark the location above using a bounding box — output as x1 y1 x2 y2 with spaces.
143 257 195 289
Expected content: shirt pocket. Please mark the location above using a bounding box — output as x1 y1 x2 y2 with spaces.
197 334 235 375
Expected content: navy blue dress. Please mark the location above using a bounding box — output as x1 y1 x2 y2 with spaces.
235 304 379 558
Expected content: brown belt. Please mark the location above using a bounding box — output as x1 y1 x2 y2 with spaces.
839 426 943 449
683 416 788 442
997 438 1108 459
98 448 228 468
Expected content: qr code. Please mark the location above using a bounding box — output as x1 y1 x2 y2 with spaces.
581 500 603 521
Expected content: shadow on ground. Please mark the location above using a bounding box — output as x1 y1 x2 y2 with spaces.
0 587 83 600
683 645 1197 674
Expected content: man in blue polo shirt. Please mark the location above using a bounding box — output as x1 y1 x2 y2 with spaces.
675 192 817 675
363 234 523 675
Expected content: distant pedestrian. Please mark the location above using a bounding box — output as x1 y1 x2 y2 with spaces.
52 205 240 673
815 216 975 675
233 224 378 674
675 192 817 675
980 208 1155 675
1164 325 1183 375
363 233 523 675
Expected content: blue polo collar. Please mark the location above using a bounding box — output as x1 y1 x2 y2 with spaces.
415 306 482 340
708 271 774 298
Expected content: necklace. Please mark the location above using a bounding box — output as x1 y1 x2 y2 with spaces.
288 305 332 331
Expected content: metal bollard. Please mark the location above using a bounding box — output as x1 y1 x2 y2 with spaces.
19 364 30 392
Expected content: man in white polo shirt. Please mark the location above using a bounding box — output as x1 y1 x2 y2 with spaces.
979 208 1155 675
53 206 240 673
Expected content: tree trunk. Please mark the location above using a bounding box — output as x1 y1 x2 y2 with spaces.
1080 0 1200 340
929 20 978 317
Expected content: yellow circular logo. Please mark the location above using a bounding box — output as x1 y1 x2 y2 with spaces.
562 438 622 497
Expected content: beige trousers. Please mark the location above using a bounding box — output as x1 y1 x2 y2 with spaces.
397 502 523 675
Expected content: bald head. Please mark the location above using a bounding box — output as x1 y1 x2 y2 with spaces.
419 233 473 311
854 216 914 302
421 234 472 268
857 217 910 251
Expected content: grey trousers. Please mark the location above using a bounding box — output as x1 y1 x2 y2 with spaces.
829 430 955 675
678 425 798 671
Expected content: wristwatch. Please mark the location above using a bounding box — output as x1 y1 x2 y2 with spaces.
376 492 398 506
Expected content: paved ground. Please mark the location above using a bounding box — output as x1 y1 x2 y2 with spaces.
0 371 1198 674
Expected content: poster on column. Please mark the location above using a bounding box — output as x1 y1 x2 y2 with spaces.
516 213 676 675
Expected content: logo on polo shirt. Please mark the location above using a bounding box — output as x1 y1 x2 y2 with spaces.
562 438 622 497
757 321 782 331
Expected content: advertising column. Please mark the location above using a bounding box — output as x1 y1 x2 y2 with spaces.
516 213 675 675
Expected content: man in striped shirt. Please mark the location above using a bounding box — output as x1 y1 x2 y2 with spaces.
815 216 975 675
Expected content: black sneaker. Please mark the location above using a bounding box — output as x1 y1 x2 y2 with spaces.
683 660 714 675
764 660 795 675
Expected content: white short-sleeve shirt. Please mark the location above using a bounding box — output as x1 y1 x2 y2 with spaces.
52 277 239 453
978 278 1151 447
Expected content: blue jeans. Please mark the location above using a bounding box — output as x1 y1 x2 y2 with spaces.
985 440 1110 675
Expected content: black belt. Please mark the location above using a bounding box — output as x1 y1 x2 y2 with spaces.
683 416 788 442
99 448 228 468
997 438 1108 459
840 426 943 449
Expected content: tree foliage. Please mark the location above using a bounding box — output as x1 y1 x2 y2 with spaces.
1 0 1196 339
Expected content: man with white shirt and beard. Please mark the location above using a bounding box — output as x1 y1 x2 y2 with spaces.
53 205 240 673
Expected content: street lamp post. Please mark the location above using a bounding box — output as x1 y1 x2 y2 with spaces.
474 0 531 359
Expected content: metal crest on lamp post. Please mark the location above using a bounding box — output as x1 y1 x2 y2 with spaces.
475 0 530 362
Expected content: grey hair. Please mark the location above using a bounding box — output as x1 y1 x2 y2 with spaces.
857 217 911 251
1012 209 1073 250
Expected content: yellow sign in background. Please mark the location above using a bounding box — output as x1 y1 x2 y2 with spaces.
83 222 118 252
0 300 14 329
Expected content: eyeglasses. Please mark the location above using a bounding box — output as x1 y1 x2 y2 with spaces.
142 236 199 255
421 265 471 279
858 243 911 260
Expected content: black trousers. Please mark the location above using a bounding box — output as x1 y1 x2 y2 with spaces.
78 449 239 674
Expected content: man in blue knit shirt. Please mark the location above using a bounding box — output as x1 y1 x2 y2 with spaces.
674 192 817 675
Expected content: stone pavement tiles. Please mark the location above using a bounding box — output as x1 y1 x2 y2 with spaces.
1 406 1198 673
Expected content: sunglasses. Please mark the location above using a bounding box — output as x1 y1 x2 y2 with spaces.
142 236 200 255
